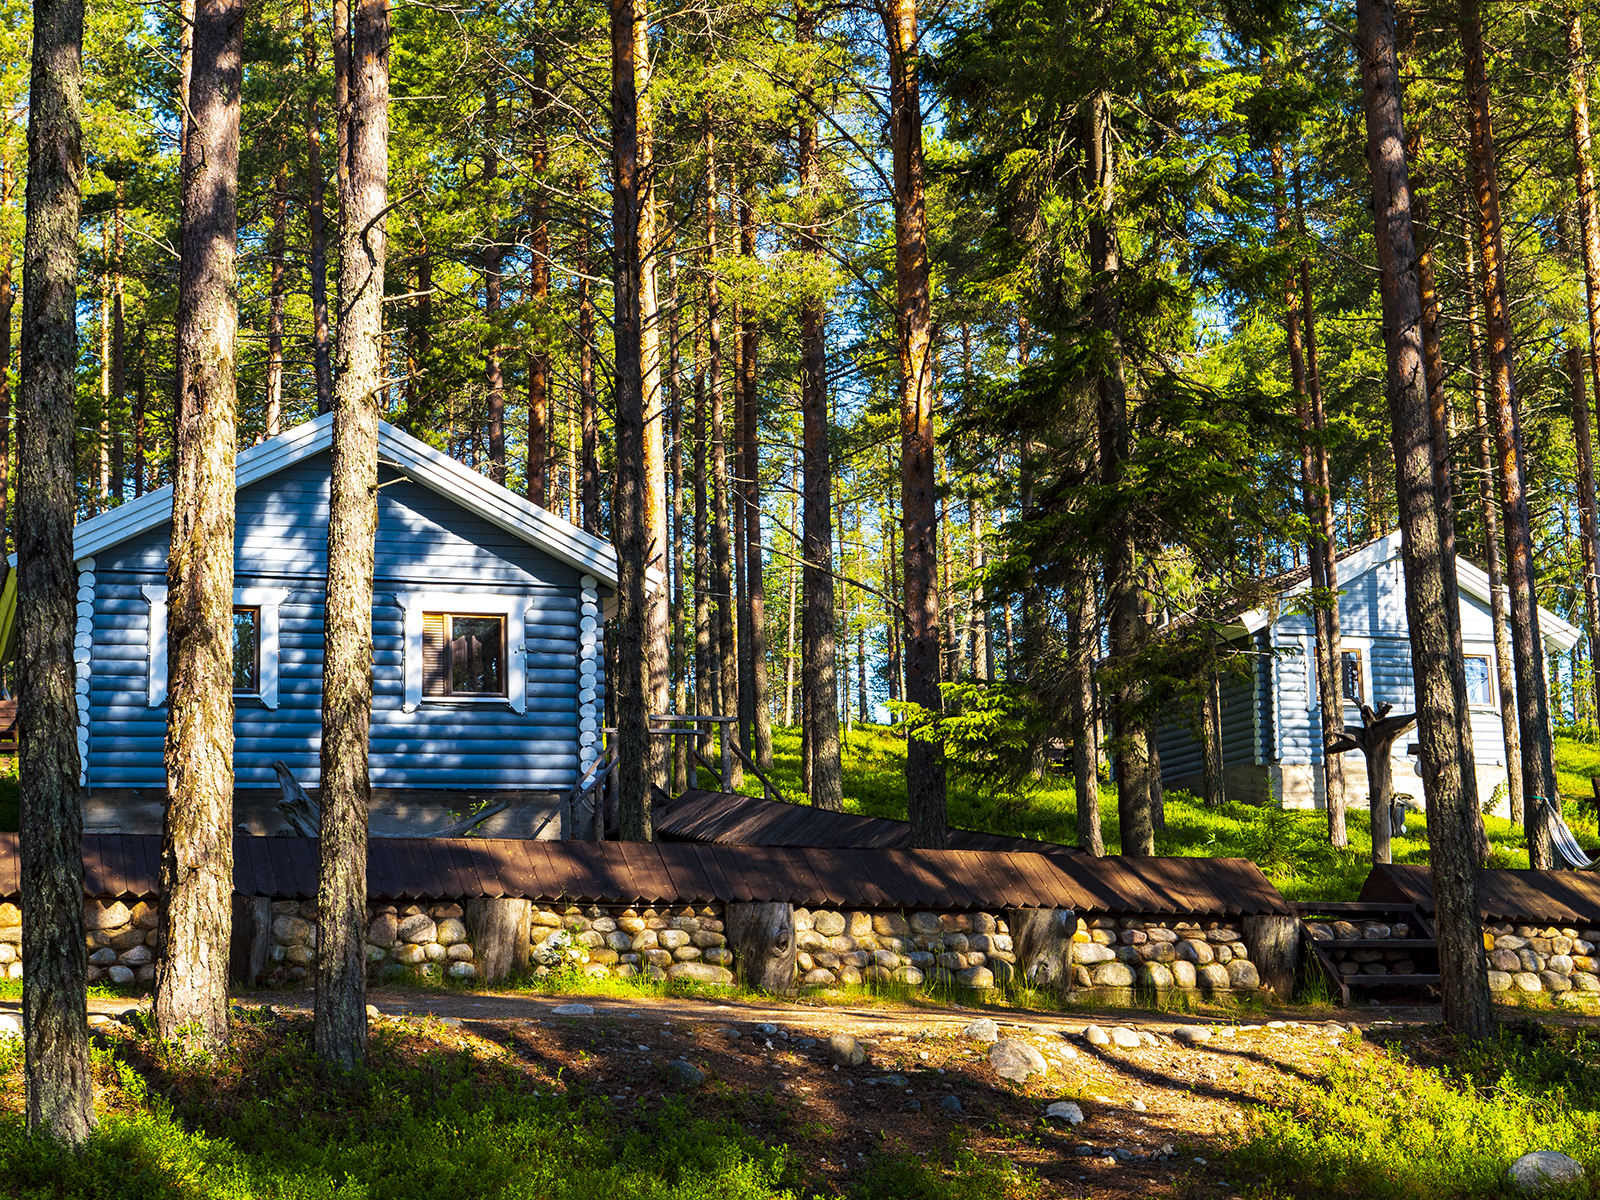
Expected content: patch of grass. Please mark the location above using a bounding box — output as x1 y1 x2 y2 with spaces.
0 1015 827 1200
1230 1025 1600 1199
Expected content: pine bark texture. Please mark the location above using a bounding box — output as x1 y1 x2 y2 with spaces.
579 226 600 537
266 162 286 437
316 0 388 1070
156 0 244 1053
482 85 505 485
1462 0 1556 868
611 0 651 840
798 0 841 811
741 195 771 769
1086 90 1151 856
527 57 551 505
302 0 331 412
1356 0 1493 1040
18 0 96 1137
1569 345 1600 726
1465 234 1523 824
705 123 739 768
886 0 946 847
1569 12 1600 726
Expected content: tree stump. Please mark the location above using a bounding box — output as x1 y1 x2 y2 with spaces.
725 901 795 993
466 898 531 983
229 895 272 986
1328 702 1416 865
1006 908 1076 992
1242 913 1300 1000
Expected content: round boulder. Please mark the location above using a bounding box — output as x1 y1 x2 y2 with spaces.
1045 1100 1084 1124
1507 1152 1584 1195
812 911 847 937
828 1032 866 1067
1227 959 1261 990
988 1038 1048 1082
962 1018 1000 1043
1091 961 1135 987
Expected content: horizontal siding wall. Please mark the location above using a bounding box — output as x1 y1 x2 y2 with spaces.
87 453 594 793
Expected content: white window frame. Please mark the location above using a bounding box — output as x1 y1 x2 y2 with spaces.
141 585 288 710
1339 637 1371 707
1462 649 1497 708
396 592 527 714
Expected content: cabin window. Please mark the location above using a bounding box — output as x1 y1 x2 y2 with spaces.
1465 655 1495 706
1342 651 1364 703
232 607 260 694
422 613 506 697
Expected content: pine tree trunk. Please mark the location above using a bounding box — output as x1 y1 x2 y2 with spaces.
1357 0 1493 1040
633 2 669 790
157 0 243 1054
669 257 688 790
1462 0 1556 867
1572 346 1600 733
0 150 12 553
1569 11 1600 728
266 160 286 438
705 120 740 787
741 193 771 766
1085 90 1150 856
133 320 146 495
1296 176 1348 844
611 0 651 839
110 185 125 494
18 0 96 1136
302 0 331 413
886 0 945 844
694 318 713 757
1462 232 1523 824
579 222 600 537
526 56 550 505
482 86 505 485
1068 563 1103 855
316 0 387 1070
798 0 841 809
784 455 799 727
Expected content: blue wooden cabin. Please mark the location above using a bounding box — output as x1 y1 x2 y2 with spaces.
2 414 625 837
1156 532 1580 817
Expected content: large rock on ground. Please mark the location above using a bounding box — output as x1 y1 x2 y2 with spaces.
828 1032 866 1067
1091 962 1135 987
1227 960 1261 989
1110 1026 1140 1049
665 961 734 985
988 1038 1048 1082
1507 1152 1584 1195
962 1018 1000 1043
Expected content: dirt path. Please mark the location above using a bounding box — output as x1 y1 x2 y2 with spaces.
12 987 1597 1197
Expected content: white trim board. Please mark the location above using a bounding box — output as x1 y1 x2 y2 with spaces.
69 414 661 596
141 585 289 709
394 592 529 715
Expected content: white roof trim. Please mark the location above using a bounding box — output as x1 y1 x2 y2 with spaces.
1237 529 1580 653
69 413 656 593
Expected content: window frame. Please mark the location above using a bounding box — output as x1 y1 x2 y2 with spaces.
424 611 509 699
1340 645 1366 706
397 592 527 713
142 585 288 709
232 605 262 695
1463 652 1496 708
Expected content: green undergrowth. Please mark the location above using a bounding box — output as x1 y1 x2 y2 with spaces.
1229 1023 1600 1198
0 1013 1032 1200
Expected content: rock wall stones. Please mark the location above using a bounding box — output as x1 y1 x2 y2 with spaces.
1304 917 1424 979
0 902 19 981
84 899 159 985
255 899 481 988
793 908 1018 990
1070 916 1262 994
529 903 736 984
1483 923 1600 996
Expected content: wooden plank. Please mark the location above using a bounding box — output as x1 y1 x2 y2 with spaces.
911 848 978 910
709 844 762 902
653 843 717 904
862 848 917 909
101 835 130 899
617 841 671 904
693 841 739 903
1119 856 1207 913
549 841 605 904
886 849 955 909
288 837 320 898
363 838 397 899
985 853 1039 909
452 840 494 898
1009 850 1078 911
1213 858 1292 915
248 834 282 898
589 843 640 903
1063 856 1154 913
494 838 541 899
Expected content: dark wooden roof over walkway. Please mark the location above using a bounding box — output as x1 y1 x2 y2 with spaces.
0 833 1291 916
656 789 1086 856
1360 862 1600 925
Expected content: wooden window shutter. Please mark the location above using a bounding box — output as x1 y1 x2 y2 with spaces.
422 612 448 695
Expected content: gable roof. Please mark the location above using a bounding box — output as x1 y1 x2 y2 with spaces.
69 413 640 590
1235 530 1581 653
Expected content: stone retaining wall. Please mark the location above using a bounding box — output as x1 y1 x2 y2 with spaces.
794 908 1015 989
1484 923 1600 996
1070 916 1263 993
528 903 736 985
